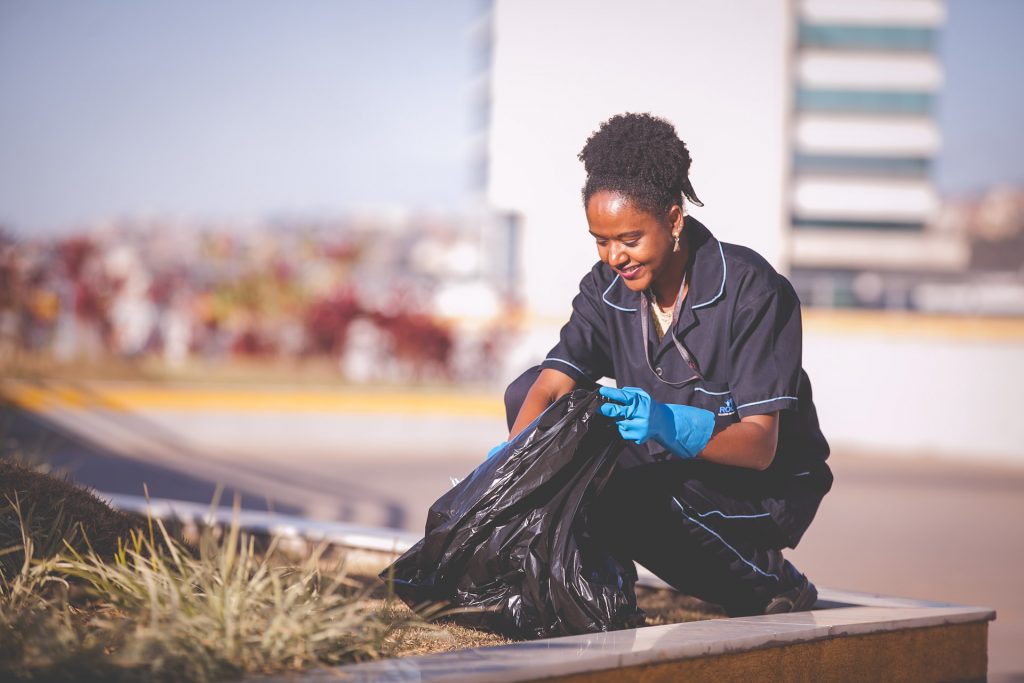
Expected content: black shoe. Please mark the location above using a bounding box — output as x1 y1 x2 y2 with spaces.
763 560 817 614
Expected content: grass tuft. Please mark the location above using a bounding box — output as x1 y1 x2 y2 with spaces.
0 459 721 679
0 466 440 682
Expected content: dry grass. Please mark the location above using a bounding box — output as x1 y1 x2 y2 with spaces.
0 458 723 680
0 462 440 682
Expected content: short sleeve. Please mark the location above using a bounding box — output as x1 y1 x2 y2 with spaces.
540 271 614 385
729 277 802 418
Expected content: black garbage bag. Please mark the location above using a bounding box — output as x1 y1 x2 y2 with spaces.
380 388 646 639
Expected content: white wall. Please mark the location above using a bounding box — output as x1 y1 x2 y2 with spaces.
487 0 793 318
502 316 1024 464
803 325 1024 464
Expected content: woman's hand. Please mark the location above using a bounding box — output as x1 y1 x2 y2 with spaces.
508 368 577 439
598 386 714 459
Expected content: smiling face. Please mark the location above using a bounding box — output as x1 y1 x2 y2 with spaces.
586 190 685 300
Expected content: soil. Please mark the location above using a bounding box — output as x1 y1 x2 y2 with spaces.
0 459 145 578
392 585 723 655
347 563 725 658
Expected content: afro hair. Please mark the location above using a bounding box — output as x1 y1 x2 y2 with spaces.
578 112 703 216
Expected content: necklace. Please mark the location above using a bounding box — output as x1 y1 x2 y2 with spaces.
647 270 688 341
648 295 674 340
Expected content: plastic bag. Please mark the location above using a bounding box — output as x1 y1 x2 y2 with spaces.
380 388 646 639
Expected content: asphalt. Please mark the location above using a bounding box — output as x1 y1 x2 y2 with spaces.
2 379 1022 679
787 452 1024 681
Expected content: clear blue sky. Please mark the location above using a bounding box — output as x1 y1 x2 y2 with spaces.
0 0 479 233
0 0 1021 234
936 0 1024 194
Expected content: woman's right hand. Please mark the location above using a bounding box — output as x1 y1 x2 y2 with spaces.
598 386 714 459
507 368 577 439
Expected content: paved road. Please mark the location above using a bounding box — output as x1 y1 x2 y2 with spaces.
2 379 1022 679
787 453 1024 681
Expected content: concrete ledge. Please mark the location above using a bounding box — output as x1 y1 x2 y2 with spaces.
546 622 989 683
260 602 991 683
107 495 995 682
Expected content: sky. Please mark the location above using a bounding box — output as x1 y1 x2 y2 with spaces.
935 0 1024 195
0 0 1022 234
0 0 479 233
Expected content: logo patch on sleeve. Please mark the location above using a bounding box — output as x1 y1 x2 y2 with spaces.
719 398 735 416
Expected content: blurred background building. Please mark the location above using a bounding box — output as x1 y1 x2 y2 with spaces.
787 1 1024 315
788 0 953 306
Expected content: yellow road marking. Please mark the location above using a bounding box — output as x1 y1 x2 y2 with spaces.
0 381 505 417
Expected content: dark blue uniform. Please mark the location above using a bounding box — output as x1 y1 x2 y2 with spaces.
503 217 832 615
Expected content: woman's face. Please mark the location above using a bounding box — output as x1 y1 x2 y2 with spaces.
586 190 681 294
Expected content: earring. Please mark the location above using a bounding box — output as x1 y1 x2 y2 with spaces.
672 233 681 253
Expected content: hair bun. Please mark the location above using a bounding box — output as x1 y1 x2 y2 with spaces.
579 113 702 211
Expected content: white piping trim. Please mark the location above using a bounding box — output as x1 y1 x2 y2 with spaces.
672 497 780 581
694 387 731 396
543 357 588 376
601 275 638 312
794 471 811 477
692 241 727 309
695 509 771 520
737 396 798 410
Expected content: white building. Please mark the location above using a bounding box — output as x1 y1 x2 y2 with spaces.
786 0 963 308
483 0 794 321
476 2 1024 465
482 0 950 319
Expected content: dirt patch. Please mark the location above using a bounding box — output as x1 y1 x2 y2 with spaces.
0 459 145 578
635 583 726 625
346 564 724 657
382 586 722 656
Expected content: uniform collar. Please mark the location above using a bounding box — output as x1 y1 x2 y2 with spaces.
601 216 726 313
683 217 726 310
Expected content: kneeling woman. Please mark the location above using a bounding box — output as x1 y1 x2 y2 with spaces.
501 113 832 617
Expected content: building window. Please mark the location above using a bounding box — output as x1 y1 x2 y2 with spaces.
791 217 926 232
798 23 937 52
795 88 934 114
793 153 932 177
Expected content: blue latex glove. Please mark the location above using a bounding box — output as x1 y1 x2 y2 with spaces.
598 386 715 459
486 441 508 460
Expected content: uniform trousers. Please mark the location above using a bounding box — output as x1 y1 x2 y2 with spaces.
504 366 827 616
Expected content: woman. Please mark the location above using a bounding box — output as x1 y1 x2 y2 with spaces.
500 113 832 617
